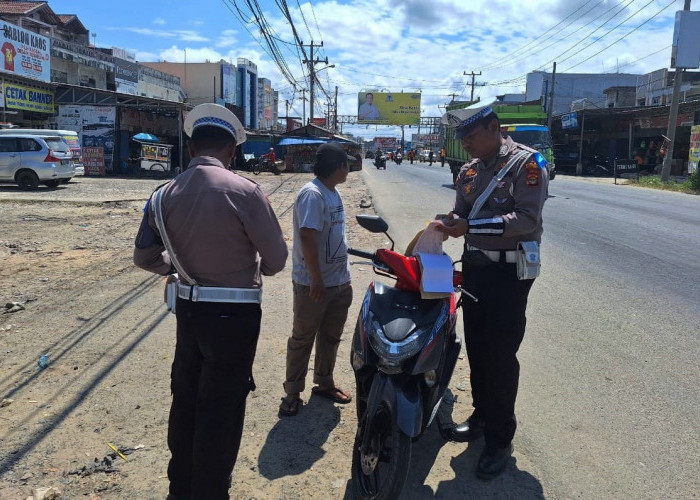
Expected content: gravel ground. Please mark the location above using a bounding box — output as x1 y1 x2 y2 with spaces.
0 171 534 500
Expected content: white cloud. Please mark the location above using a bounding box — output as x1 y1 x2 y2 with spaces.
107 0 680 140
215 29 238 48
153 17 166 26
107 27 209 43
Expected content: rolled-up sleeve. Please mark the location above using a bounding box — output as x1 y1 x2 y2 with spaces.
241 185 288 276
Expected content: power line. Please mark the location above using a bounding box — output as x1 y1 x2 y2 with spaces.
477 0 605 72
562 0 677 72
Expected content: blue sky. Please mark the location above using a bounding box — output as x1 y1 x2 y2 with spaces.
45 0 685 139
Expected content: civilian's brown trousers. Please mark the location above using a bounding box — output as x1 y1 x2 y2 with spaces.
283 281 353 395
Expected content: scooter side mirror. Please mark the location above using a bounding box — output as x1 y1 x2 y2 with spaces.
356 215 389 233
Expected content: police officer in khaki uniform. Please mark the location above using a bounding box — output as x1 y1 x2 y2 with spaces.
134 103 288 499
436 99 548 480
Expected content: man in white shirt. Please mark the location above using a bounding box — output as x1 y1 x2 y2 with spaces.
279 142 356 416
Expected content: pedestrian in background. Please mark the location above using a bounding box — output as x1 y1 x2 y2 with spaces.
133 103 288 499
429 150 434 165
436 99 548 481
440 147 446 167
279 142 355 417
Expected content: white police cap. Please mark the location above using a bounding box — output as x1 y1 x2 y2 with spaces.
184 103 247 145
441 98 497 138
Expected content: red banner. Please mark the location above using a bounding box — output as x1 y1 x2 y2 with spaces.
82 146 105 176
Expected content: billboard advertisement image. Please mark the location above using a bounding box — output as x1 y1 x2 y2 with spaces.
357 92 421 125
1 21 51 82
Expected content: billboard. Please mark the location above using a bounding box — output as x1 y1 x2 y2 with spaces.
358 92 421 125
222 64 235 104
0 21 51 82
373 137 398 151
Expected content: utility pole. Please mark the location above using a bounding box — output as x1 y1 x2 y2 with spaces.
547 62 557 130
447 93 459 105
661 0 692 182
334 86 338 132
285 100 290 131
302 40 327 124
301 89 306 125
463 71 482 102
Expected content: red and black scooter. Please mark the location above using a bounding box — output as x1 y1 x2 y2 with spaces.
348 215 466 500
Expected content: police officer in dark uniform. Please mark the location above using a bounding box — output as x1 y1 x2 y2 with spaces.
133 103 288 499
436 99 548 480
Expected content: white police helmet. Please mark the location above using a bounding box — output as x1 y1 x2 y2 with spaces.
441 98 497 139
184 103 247 145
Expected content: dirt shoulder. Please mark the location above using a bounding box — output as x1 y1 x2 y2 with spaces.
0 172 537 500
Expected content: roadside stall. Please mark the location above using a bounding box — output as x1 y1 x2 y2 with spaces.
131 133 174 175
278 137 326 172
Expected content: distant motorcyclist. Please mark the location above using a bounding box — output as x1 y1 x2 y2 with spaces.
262 147 276 163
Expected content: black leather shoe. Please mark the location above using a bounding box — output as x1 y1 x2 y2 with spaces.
449 415 486 442
477 443 513 480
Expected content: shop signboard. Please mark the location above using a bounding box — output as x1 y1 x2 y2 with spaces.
115 58 139 96
561 112 578 130
689 124 700 173
411 133 440 148
0 21 51 82
3 83 53 113
358 91 421 125
82 146 105 176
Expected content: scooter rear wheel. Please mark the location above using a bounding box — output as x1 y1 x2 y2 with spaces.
351 404 411 500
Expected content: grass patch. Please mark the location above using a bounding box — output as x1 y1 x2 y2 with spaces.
632 172 700 194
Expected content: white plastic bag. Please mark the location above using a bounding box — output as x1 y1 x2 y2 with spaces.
409 221 445 256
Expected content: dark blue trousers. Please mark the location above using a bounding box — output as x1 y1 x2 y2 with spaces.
461 262 534 449
167 298 261 500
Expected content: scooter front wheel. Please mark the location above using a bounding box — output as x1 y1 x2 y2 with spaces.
351 404 411 500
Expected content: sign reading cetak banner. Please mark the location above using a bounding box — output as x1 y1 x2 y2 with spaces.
1 21 51 81
358 92 421 126
4 83 54 113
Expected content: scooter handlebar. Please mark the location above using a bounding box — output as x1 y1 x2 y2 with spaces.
348 248 376 261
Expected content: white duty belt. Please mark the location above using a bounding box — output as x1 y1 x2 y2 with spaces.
466 244 518 263
177 283 262 304
152 187 263 305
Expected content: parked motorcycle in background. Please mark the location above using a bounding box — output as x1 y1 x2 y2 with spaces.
348 215 466 500
374 154 387 170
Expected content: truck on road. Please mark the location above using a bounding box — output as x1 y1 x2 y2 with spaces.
444 101 556 184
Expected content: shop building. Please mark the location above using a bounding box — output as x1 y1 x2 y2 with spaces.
0 2 188 174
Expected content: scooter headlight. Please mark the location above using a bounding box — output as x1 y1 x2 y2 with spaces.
367 317 432 366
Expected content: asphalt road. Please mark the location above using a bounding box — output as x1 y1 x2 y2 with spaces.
359 158 700 499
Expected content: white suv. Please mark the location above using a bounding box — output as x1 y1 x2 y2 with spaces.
0 134 75 190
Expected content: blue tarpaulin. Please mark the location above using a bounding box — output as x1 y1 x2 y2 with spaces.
132 133 160 143
277 137 328 146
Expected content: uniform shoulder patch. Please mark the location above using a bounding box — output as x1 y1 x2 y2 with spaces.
526 161 541 186
533 152 548 169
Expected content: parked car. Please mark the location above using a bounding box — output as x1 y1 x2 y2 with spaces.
0 128 83 176
0 134 75 190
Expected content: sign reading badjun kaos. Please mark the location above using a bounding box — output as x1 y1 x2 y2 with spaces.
0 21 51 82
